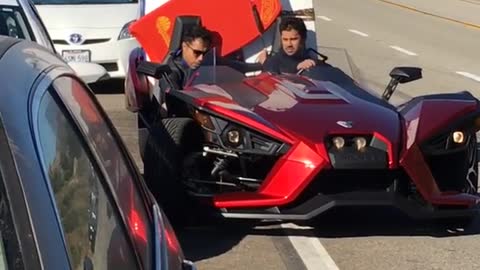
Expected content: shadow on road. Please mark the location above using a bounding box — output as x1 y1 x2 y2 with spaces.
176 206 480 262
255 206 480 239
306 207 480 238
177 221 254 262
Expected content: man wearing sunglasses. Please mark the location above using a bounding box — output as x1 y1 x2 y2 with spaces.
165 25 212 90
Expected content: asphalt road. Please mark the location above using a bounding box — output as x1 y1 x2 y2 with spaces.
312 0 480 269
315 0 480 106
94 0 480 269
94 91 306 270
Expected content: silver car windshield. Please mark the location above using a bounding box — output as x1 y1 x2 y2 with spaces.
0 6 33 41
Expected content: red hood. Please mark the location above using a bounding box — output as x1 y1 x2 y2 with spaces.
183 71 401 146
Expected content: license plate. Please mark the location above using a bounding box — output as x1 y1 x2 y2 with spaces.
62 50 91 62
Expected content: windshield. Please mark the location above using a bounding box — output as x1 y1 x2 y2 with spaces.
189 46 374 94
0 6 33 41
32 0 137 4
184 45 395 111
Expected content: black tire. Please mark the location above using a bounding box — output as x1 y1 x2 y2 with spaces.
162 118 204 156
435 214 477 229
464 132 478 194
435 133 479 227
143 117 203 226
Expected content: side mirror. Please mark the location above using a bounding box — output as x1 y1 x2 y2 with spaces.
389 66 422 84
136 60 172 79
125 47 150 112
382 66 422 101
68 62 109 84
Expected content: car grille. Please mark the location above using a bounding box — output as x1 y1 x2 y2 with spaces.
313 169 403 194
53 38 111 45
425 148 471 192
280 168 411 210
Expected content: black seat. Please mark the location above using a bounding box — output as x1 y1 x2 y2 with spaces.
163 15 202 64
270 17 282 55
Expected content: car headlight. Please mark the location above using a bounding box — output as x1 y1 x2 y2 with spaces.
354 136 367 151
226 128 242 147
452 131 465 144
332 136 345 149
193 110 289 155
422 129 471 155
118 20 136 40
328 135 371 151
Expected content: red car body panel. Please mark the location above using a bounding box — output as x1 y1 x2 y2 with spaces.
395 98 480 207
400 99 478 150
199 101 296 145
188 72 401 149
400 143 479 207
176 71 412 208
214 141 328 208
180 71 466 209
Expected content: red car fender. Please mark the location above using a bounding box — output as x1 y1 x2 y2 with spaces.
399 97 480 206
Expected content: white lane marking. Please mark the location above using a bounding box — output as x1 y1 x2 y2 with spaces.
317 15 332 21
281 223 339 270
456 71 480 82
348 29 369 37
389 45 418 56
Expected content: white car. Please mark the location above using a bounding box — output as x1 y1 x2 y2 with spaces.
0 0 108 83
33 0 140 79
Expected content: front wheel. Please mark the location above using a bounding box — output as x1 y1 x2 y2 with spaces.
438 132 479 227
143 117 204 226
463 132 478 194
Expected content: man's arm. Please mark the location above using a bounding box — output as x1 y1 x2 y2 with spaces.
296 58 317 71
262 54 281 74
296 48 328 71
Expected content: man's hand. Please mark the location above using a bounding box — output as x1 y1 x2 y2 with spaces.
297 59 316 70
256 49 268 64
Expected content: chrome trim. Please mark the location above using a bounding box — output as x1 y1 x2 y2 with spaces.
152 203 162 270
237 176 262 183
203 146 238 157
187 178 237 187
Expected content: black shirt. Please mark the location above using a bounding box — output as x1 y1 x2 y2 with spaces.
262 49 311 74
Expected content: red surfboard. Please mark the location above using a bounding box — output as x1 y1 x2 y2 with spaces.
251 0 282 31
129 0 281 62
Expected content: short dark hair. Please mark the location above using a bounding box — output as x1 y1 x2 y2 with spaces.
280 17 307 41
182 25 212 47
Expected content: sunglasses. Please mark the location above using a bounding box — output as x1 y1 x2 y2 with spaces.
186 43 209 57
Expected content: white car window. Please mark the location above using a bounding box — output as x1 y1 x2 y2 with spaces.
0 7 32 40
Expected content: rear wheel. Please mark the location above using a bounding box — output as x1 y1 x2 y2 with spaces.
143 117 204 226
